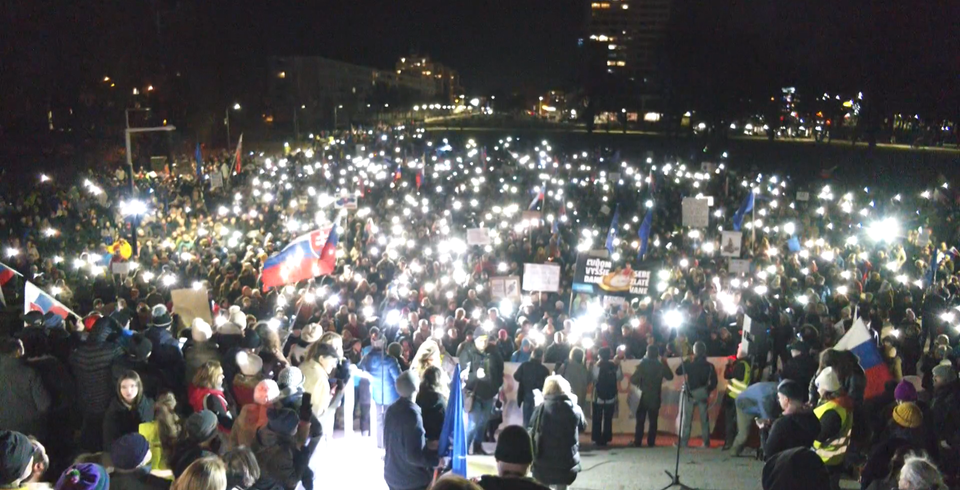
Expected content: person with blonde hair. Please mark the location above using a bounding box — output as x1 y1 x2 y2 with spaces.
171 456 227 490
527 375 586 490
188 360 234 433
139 392 180 472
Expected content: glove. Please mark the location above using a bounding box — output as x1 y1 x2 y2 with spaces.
335 359 352 382
299 392 313 422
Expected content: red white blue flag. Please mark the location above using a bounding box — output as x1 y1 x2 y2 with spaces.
25 281 75 320
261 225 340 290
834 318 893 400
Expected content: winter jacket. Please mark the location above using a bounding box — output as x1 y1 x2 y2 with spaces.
528 393 586 486
631 354 675 409
300 359 333 419
557 361 590 415
0 355 52 440
103 395 155 448
514 359 550 406
253 428 302 490
763 410 820 459
69 337 122 415
188 385 233 432
461 344 504 401
230 403 270 449
510 339 533 363
232 373 261 409
930 380 960 453
359 348 401 405
415 389 446 441
108 468 170 490
383 398 439 490
675 356 717 393
111 357 163 400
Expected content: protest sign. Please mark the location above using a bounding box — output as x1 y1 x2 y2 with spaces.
210 172 224 190
171 288 213 331
489 276 521 299
572 255 652 297
796 191 810 202
520 210 541 224
521 263 561 292
466 228 491 246
682 197 709 228
720 231 742 257
111 262 136 275
729 258 752 274
334 196 358 210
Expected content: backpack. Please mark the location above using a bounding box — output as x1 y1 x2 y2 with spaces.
595 361 619 400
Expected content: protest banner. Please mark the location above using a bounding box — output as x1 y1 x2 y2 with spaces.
796 191 810 201
720 230 742 257
210 172 224 190
334 196 358 210
729 258 752 274
682 197 709 228
572 255 653 298
466 228 491 246
521 263 561 292
489 276 521 299
171 288 213 332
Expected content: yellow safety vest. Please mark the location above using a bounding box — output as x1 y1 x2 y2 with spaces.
813 401 852 466
727 360 751 399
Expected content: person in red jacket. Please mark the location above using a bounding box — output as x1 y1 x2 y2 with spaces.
188 360 234 433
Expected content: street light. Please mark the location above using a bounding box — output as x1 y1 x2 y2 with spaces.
226 103 241 151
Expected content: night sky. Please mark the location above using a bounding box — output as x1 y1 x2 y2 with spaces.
1 0 957 125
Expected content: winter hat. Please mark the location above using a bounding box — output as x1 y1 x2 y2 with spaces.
218 321 244 336
761 447 829 490
22 311 44 329
240 329 261 350
277 367 304 392
777 380 806 402
300 323 322 343
151 304 172 329
126 335 153 362
228 305 247 327
932 363 958 381
109 433 150 470
236 351 263 376
191 318 213 343
815 367 841 393
254 380 280 405
0 430 34 486
893 402 923 429
55 463 109 490
894 379 919 402
266 408 299 436
184 410 218 442
494 425 533 465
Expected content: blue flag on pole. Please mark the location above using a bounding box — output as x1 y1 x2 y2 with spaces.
925 250 941 285
637 208 652 260
787 236 801 253
195 143 203 178
605 204 620 255
732 191 755 231
438 364 467 477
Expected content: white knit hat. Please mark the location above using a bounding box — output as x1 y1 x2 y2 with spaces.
815 367 841 393
300 323 322 343
253 380 280 405
192 318 213 343
229 305 247 327
236 351 263 376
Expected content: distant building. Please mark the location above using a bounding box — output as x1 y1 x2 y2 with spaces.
394 55 462 103
268 56 449 132
583 0 672 85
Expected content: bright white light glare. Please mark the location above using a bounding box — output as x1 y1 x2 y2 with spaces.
663 309 684 329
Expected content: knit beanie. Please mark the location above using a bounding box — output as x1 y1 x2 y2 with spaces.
0 430 33 486
495 425 533 465
894 379 918 402
277 367 304 392
932 363 957 381
110 433 150 471
229 305 247 327
151 304 172 329
266 408 299 436
815 367 841 393
254 380 280 405
192 318 213 343
236 351 263 376
55 463 109 490
184 410 218 442
893 402 923 429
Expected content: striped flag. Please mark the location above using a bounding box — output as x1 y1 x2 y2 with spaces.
234 134 243 174
834 318 893 400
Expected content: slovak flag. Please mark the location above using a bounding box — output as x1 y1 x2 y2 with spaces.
834 318 893 400
416 165 425 190
25 281 75 320
261 225 340 290
528 187 545 210
394 161 403 182
0 262 19 308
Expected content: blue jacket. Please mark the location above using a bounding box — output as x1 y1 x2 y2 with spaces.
359 348 401 405
735 381 779 419
383 397 438 490
511 339 533 363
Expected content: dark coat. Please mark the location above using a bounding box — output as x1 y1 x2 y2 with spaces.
763 411 820 459
514 359 550 405
630 355 675 409
461 344 504 401
780 354 818 402
383 398 439 490
103 395 155 448
69 337 123 415
0 355 52 440
415 389 446 441
253 428 301 490
109 469 170 490
529 394 586 486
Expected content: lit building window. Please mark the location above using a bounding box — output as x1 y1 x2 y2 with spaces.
616 61 626 66
277 71 286 79
591 2 611 8
622 3 629 8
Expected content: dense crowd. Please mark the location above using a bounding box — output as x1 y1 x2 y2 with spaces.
0 124 959 490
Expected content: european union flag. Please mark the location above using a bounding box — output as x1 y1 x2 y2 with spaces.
637 208 652 260
195 143 203 178
732 191 755 231
438 364 467 477
605 204 620 255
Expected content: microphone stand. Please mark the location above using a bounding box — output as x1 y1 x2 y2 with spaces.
660 368 697 490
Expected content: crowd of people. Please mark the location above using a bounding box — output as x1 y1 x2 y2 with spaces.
0 123 959 490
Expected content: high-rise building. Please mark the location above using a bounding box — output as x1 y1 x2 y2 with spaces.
395 55 463 103
584 0 672 85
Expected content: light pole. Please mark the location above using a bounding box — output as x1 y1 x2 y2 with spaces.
226 103 240 151
125 107 151 129
334 104 343 130
125 125 176 256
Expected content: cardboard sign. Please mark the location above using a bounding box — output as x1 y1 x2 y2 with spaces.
600 204 611 216
466 228 491 246
572 255 652 297
729 258 752 274
699 195 715 207
489 276 521 299
681 197 709 228
334 196 358 210
796 191 810 202
111 262 136 275
701 161 717 173
522 263 561 292
170 288 213 331
210 172 224 190
720 231 743 257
